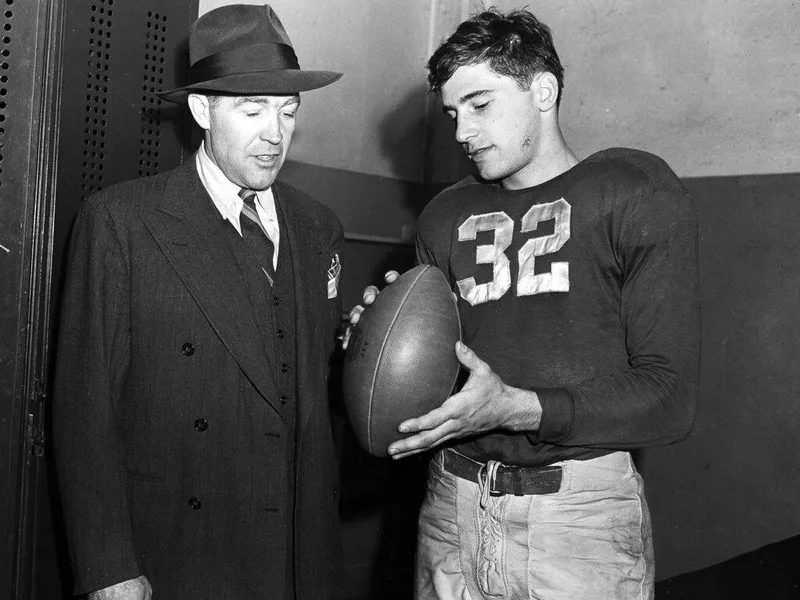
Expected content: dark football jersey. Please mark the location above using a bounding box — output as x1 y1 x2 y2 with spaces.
416 148 700 466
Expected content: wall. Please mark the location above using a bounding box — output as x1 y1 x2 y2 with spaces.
448 0 800 180
640 173 800 578
201 0 800 181
198 0 800 585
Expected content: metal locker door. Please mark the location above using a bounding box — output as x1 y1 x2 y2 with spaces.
54 0 199 291
0 0 65 598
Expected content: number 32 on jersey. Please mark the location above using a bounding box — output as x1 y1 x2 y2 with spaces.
456 198 571 306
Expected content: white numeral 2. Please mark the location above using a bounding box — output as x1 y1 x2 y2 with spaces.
456 198 571 306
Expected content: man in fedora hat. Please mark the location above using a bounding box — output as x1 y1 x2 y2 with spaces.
54 4 345 599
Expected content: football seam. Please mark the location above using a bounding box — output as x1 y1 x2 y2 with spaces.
366 266 429 454
445 274 463 399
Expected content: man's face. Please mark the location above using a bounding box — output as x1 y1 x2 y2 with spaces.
441 62 542 190
192 94 300 191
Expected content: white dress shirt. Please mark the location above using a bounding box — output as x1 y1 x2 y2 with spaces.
195 141 280 269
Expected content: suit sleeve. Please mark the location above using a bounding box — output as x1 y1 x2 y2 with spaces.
53 197 141 595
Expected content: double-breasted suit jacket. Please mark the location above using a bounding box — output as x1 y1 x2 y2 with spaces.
53 157 345 599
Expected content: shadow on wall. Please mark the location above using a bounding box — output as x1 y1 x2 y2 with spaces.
376 82 473 193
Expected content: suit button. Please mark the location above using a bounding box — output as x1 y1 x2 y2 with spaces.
280 363 289 373
277 330 286 339
273 296 281 306
188 497 202 510
194 418 208 432
280 395 288 405
181 342 195 356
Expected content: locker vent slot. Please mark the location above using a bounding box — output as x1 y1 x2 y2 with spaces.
81 0 114 196
138 10 167 178
0 0 13 188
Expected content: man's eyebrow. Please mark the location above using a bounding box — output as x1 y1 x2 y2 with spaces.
234 95 302 107
441 89 492 112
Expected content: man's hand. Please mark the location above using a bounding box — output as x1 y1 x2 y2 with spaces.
387 342 543 459
341 270 399 349
88 576 152 600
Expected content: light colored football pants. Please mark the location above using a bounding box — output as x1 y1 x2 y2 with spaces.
415 450 654 600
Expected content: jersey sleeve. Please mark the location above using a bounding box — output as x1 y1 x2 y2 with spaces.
531 185 701 448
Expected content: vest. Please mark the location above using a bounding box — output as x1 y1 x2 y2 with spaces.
220 193 298 599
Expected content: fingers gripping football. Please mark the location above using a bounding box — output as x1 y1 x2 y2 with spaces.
342 271 400 349
388 342 541 459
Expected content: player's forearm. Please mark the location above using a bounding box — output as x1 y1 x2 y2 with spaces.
528 362 698 449
503 386 543 433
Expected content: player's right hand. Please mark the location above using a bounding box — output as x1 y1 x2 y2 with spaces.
341 270 399 349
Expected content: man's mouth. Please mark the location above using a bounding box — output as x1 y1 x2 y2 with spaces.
466 146 491 161
254 153 281 165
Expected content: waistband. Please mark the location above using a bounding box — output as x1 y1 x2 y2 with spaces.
442 448 562 496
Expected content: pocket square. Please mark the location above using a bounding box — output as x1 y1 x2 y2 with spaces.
327 253 341 299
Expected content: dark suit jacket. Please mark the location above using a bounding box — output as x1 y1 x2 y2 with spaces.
53 158 345 599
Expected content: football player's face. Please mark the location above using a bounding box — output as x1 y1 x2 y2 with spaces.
441 62 542 190
189 93 300 191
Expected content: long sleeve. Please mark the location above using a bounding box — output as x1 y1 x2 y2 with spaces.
531 187 701 448
53 196 140 595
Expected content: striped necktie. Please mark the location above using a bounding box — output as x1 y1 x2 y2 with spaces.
238 188 276 286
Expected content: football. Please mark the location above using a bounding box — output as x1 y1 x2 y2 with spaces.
343 265 461 456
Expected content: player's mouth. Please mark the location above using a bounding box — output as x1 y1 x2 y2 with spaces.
466 146 491 161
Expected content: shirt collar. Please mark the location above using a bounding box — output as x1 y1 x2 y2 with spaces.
195 141 244 225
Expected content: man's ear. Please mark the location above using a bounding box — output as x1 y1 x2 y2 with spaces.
187 93 211 130
534 72 559 112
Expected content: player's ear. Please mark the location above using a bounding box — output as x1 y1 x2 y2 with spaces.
535 72 559 112
187 93 212 131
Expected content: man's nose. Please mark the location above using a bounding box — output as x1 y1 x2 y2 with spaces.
259 115 283 144
454 117 476 144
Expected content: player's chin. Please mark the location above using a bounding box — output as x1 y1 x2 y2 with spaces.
473 162 506 183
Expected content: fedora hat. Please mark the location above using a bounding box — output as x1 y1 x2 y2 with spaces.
157 3 342 102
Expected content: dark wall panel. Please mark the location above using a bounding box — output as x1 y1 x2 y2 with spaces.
641 173 800 579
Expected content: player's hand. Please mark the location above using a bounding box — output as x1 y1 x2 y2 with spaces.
88 576 152 600
386 342 542 459
341 270 399 349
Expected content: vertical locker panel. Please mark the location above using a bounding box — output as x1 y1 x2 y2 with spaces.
0 0 63 598
54 0 197 285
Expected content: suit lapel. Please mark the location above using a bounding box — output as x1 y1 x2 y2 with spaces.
142 160 282 418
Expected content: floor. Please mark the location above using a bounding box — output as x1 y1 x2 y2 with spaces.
655 534 800 599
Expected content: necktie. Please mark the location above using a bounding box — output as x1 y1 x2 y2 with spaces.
238 188 276 286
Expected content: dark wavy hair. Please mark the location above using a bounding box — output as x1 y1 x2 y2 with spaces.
427 8 565 106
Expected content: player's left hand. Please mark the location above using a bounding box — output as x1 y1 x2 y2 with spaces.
340 270 400 349
386 342 541 459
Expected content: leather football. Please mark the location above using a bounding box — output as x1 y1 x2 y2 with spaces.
343 265 461 456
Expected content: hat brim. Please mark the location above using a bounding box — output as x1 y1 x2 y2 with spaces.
156 70 343 102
